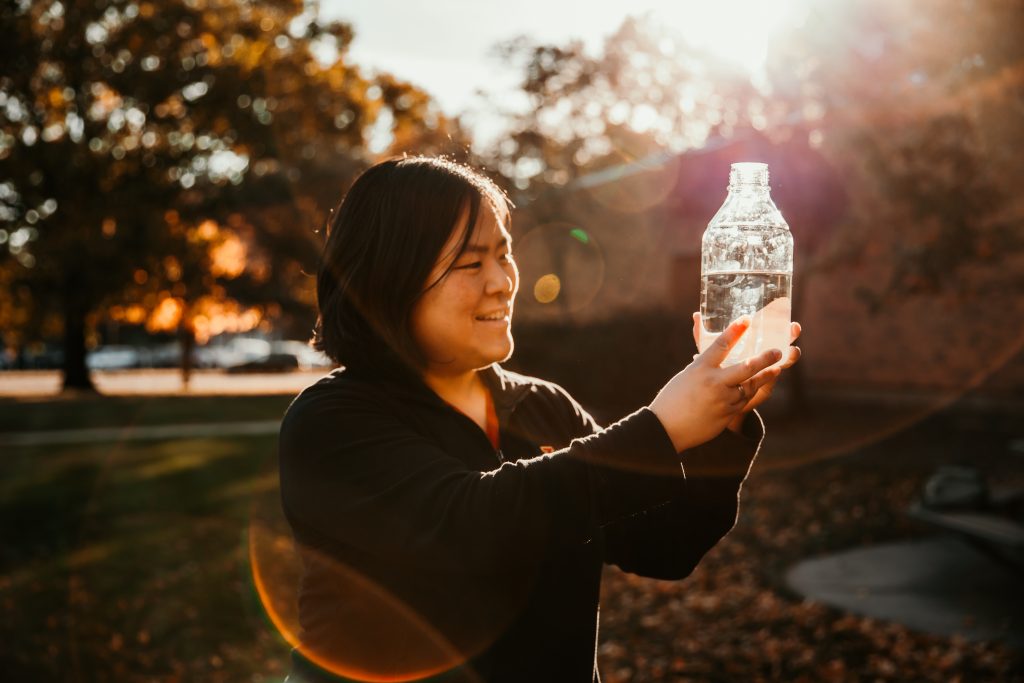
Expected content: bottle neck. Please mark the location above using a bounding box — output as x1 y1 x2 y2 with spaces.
728 163 769 193
727 183 770 197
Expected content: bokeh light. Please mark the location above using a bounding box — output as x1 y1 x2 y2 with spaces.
533 273 562 304
514 223 606 316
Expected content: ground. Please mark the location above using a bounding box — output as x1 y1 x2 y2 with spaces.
0 374 1021 682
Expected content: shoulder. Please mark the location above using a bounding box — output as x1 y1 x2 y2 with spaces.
279 369 393 440
490 364 581 407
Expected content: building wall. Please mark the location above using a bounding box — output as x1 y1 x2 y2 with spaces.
510 134 1024 399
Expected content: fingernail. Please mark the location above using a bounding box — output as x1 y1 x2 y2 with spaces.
772 349 782 361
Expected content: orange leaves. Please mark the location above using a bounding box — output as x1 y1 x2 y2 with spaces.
595 426 1021 682
189 297 262 344
47 87 64 108
163 256 182 282
145 296 184 333
188 219 219 243
208 234 246 279
185 219 250 280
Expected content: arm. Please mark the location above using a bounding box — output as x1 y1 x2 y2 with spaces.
278 388 685 575
601 411 764 579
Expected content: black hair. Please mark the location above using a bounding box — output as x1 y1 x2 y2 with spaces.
312 156 511 371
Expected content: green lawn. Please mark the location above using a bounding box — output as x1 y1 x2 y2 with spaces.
0 395 297 682
0 394 296 433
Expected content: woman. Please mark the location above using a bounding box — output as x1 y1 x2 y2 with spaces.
279 156 801 683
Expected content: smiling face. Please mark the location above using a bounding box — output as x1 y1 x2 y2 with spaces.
410 202 518 378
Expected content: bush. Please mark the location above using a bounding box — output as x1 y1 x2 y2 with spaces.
508 312 696 424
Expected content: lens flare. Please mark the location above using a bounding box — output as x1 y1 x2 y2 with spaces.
248 461 493 683
754 288 1024 472
584 152 680 215
249 521 484 682
533 274 561 304
515 222 606 316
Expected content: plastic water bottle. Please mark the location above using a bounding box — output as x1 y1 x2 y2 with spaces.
699 162 793 368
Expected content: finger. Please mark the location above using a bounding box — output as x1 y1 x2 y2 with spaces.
700 315 751 367
730 383 751 406
692 312 700 348
748 365 781 395
780 345 801 369
737 364 782 409
790 321 802 344
722 346 782 385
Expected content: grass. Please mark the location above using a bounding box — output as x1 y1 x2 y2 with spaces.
0 394 295 433
0 395 296 682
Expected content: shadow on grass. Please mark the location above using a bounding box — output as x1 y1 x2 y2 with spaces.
0 394 294 433
0 433 294 681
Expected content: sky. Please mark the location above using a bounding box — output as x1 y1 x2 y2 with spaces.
318 0 809 148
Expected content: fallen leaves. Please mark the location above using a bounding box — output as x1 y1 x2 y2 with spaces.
596 411 1024 682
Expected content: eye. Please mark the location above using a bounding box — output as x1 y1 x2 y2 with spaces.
454 261 482 270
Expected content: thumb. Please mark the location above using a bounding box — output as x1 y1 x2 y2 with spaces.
699 315 751 367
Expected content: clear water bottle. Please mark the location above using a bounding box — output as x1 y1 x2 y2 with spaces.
699 162 793 368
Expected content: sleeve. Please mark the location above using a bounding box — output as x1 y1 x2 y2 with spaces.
278 388 686 575
601 411 765 580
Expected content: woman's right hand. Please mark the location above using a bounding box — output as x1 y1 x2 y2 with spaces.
648 316 781 453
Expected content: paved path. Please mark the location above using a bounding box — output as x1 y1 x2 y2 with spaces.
787 536 1024 648
0 369 326 397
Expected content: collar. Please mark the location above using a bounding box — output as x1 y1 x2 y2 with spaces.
479 363 534 425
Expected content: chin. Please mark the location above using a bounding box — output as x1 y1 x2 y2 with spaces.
498 343 514 364
483 337 514 366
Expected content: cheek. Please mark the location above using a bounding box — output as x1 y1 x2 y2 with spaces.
413 281 474 337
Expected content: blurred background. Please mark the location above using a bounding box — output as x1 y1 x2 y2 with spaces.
1 0 1022 681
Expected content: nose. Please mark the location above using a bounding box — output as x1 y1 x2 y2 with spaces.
484 258 516 297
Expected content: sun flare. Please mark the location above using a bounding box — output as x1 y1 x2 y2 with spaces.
646 0 806 79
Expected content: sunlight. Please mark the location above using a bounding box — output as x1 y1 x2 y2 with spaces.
644 0 806 81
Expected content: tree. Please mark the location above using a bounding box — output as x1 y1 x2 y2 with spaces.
766 0 1024 310
484 15 760 197
0 0 462 391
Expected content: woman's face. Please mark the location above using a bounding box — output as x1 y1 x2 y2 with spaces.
410 203 518 377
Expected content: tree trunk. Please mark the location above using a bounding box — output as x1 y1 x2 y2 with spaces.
179 320 195 390
61 274 97 393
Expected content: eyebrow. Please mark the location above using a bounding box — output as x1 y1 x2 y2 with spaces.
460 237 509 255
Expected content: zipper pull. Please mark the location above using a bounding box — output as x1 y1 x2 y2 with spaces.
495 449 506 464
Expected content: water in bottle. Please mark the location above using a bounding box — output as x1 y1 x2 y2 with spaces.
699 163 794 369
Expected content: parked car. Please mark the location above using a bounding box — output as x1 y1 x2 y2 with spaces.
269 341 334 370
86 345 140 370
196 338 272 369
224 352 300 374
222 340 334 374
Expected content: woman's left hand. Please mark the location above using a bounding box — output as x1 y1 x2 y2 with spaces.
691 313 802 433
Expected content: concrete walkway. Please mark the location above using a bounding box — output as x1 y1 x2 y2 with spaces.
787 536 1024 648
0 368 325 397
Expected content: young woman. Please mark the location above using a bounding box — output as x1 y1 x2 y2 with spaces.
279 156 801 683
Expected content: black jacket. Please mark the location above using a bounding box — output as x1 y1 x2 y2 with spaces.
278 362 763 683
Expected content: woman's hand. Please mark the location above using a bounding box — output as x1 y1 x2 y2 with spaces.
649 316 784 453
690 312 802 434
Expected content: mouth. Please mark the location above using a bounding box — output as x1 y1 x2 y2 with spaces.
474 310 510 323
